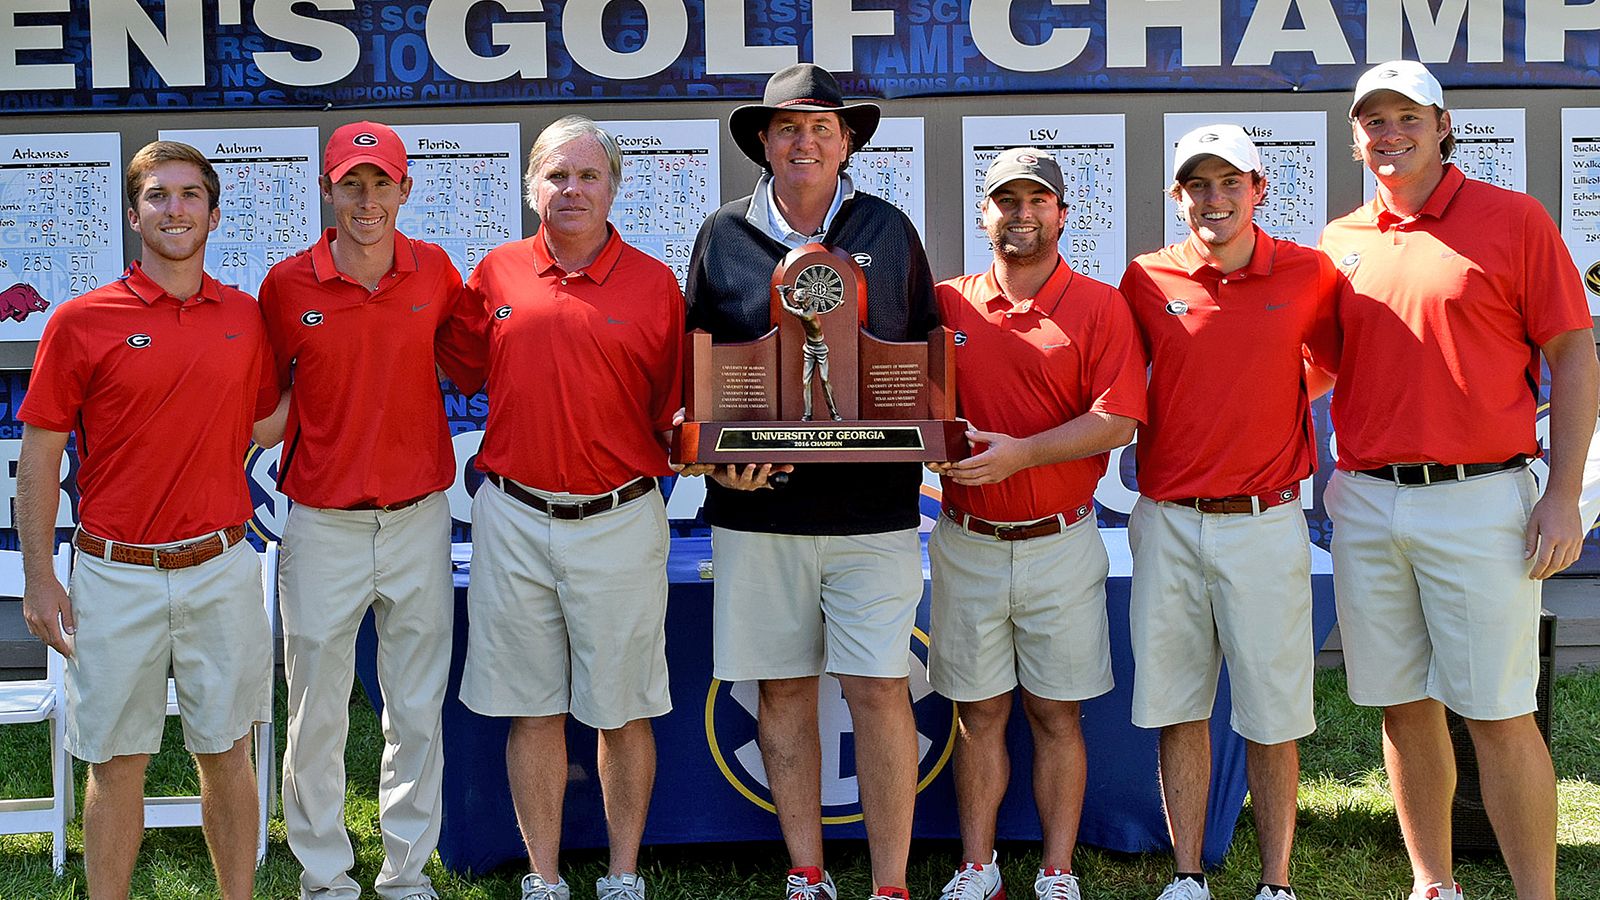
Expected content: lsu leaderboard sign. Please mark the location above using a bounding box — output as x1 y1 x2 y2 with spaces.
2 0 1600 111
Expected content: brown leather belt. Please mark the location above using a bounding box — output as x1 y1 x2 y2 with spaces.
1356 456 1527 486
343 493 431 512
1167 484 1300 514
486 473 655 520
943 502 1094 541
75 524 248 570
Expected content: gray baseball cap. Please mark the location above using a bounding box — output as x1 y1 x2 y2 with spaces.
982 147 1065 199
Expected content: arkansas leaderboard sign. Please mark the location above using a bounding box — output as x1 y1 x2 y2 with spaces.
3 0 1600 113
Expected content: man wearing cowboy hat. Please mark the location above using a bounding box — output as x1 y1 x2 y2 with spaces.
685 63 938 900
1322 60 1597 900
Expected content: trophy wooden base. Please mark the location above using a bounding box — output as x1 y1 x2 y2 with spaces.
673 418 969 464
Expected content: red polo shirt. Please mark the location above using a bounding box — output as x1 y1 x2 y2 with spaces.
259 229 482 509
463 226 683 495
1320 165 1593 470
19 262 279 544
1120 227 1342 501
936 257 1147 522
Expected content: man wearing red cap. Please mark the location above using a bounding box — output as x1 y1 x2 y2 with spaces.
1323 61 1598 900
17 140 280 900
258 121 482 900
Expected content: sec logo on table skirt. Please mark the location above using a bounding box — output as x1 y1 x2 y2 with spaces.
703 627 957 823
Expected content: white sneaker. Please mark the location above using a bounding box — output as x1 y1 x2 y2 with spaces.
939 851 1005 900
1033 868 1080 900
1154 878 1210 900
521 873 570 900
1408 883 1463 900
785 867 839 900
1254 888 1296 900
597 872 647 900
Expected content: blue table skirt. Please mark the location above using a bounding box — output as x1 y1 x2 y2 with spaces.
356 529 1337 875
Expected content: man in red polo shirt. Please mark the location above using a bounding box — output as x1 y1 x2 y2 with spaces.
1322 61 1599 900
1119 125 1341 900
928 147 1145 900
257 121 481 900
456 115 682 900
17 140 280 900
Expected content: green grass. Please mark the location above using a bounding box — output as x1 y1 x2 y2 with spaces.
2 668 1598 898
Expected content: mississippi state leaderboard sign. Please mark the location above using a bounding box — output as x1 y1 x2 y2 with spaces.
2 1 1599 111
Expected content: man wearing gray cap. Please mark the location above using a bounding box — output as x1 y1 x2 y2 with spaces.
1321 60 1597 900
1120 124 1342 900
927 147 1145 900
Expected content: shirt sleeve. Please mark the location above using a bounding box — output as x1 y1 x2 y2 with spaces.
651 274 687 433
902 216 939 335
252 328 281 420
1519 199 1594 346
433 262 489 394
18 303 90 433
1086 287 1149 425
1303 252 1346 375
255 270 295 392
1116 260 1156 358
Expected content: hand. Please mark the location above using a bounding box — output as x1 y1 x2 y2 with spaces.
709 463 794 491
924 461 957 474
1524 494 1585 579
940 429 1032 486
671 462 716 477
22 577 75 657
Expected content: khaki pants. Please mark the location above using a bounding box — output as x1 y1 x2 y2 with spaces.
279 493 452 900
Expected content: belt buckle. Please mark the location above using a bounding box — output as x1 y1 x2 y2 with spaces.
150 547 165 570
991 523 1020 541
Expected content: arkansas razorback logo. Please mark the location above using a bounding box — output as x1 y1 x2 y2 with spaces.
0 283 50 322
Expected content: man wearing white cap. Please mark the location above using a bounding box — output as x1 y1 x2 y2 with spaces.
928 147 1145 900
1119 125 1340 900
259 121 482 900
1321 61 1598 900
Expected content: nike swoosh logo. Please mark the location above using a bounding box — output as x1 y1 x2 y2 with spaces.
1264 303 1290 311
606 316 628 325
412 303 431 312
225 332 243 340
1042 342 1070 349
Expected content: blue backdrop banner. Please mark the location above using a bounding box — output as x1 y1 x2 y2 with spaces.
4 1 1600 113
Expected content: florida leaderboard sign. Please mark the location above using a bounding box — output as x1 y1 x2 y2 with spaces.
3 0 1599 111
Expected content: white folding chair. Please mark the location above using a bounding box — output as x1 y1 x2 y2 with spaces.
0 543 76 874
140 540 279 866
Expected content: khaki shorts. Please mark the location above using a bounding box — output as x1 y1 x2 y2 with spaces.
461 476 671 730
711 527 922 681
65 535 271 763
928 516 1113 703
1325 467 1542 720
1128 497 1316 744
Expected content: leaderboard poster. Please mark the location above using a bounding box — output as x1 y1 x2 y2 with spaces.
391 122 522 277
961 115 1126 279
597 118 720 288
0 132 122 341
159 126 320 296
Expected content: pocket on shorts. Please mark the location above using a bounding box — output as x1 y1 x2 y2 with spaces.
1513 466 1537 522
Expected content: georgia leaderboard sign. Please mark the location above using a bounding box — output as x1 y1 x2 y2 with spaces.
3 0 1599 111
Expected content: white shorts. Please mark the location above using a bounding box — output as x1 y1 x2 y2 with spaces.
460 476 671 730
1128 497 1316 744
66 535 271 763
1325 466 1542 720
710 527 922 681
928 515 1113 703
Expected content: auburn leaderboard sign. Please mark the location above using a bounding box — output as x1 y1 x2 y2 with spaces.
3 0 1600 111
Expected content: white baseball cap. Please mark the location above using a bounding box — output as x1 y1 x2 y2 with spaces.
1349 60 1445 118
1172 124 1264 182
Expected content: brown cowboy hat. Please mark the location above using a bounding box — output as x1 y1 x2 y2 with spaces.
730 64 881 166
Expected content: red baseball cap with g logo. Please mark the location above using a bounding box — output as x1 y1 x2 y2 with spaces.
324 121 408 181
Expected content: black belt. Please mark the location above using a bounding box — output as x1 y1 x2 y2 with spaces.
1356 456 1528 486
487 473 655 520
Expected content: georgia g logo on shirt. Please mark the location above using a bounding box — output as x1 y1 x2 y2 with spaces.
494 305 513 320
125 333 152 349
301 310 324 326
